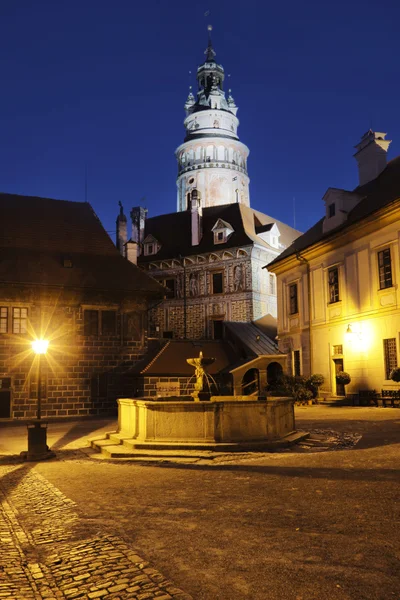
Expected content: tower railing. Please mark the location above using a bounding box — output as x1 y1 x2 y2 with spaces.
178 161 248 176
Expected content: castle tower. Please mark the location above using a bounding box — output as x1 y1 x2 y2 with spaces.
175 26 250 212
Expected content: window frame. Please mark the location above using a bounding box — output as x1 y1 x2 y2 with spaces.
378 248 393 290
83 308 118 337
383 337 397 380
211 271 224 295
0 307 9 334
214 230 226 245
12 307 28 334
288 283 299 315
328 203 336 218
328 267 340 304
164 278 176 297
292 349 301 377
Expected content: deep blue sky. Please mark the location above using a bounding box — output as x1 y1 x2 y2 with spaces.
1 0 400 239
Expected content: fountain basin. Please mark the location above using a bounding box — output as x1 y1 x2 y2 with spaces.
116 397 295 449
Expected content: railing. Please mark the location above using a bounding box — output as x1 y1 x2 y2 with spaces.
178 161 247 176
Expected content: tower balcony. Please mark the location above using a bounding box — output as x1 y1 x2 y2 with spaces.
178 160 248 177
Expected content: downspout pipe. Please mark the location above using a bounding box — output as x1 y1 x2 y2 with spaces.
295 251 312 376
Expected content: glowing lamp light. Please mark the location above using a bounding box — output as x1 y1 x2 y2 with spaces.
32 339 49 355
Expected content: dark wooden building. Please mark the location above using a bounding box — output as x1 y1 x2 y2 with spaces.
0 193 162 420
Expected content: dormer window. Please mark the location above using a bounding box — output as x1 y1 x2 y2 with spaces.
214 230 226 244
212 218 234 245
328 203 336 218
143 234 160 256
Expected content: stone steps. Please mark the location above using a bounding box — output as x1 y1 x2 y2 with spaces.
89 431 309 460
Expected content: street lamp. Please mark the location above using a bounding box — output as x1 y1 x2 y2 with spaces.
22 339 55 461
32 339 49 420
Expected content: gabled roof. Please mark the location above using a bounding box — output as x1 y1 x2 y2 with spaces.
130 339 239 376
224 321 281 356
0 193 163 295
212 218 234 231
138 203 301 263
268 155 400 267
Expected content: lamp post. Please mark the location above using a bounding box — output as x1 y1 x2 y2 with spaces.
23 339 55 461
32 339 49 420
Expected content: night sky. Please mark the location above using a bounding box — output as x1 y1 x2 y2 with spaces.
1 0 400 240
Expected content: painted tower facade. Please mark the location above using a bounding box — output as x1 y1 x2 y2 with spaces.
175 26 250 212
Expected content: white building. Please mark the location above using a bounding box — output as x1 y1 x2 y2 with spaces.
268 130 400 396
116 28 300 342
175 25 250 212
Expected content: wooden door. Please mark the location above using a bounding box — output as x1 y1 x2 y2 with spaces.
334 359 345 396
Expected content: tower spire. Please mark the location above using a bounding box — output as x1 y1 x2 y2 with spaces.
175 28 250 212
205 24 216 61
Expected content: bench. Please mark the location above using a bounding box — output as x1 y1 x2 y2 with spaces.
380 389 400 408
358 390 379 406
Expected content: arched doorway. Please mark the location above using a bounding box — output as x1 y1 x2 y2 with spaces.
241 368 259 396
267 362 283 386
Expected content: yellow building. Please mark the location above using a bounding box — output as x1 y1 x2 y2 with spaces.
267 130 400 397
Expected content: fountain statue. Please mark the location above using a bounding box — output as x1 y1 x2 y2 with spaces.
186 351 216 401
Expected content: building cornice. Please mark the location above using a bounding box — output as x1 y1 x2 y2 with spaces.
267 198 400 275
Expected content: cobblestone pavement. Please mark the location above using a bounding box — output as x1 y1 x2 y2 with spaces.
0 462 192 600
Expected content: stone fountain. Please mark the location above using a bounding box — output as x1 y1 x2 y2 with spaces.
90 352 306 456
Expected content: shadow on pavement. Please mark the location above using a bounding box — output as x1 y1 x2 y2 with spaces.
144 461 400 482
0 462 35 500
41 419 116 451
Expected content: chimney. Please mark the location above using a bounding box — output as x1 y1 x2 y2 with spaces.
189 189 202 246
354 130 391 186
130 206 148 247
116 201 127 255
125 240 139 265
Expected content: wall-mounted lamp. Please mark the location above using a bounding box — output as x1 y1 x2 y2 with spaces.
346 324 353 336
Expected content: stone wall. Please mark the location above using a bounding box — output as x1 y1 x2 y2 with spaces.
0 286 149 420
144 245 273 339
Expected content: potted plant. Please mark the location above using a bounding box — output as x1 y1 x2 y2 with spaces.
295 386 314 406
336 371 351 396
307 374 325 402
390 367 400 383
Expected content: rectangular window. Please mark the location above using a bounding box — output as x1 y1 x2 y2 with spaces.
289 283 298 315
293 350 301 376
0 378 11 389
328 267 340 303
212 320 223 340
212 272 224 294
378 248 393 289
12 307 28 334
328 203 336 218
84 310 99 336
333 344 343 355
383 338 397 380
101 310 116 335
269 273 275 295
164 279 176 297
0 307 8 334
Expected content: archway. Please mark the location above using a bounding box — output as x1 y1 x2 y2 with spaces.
241 368 259 396
267 362 283 386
